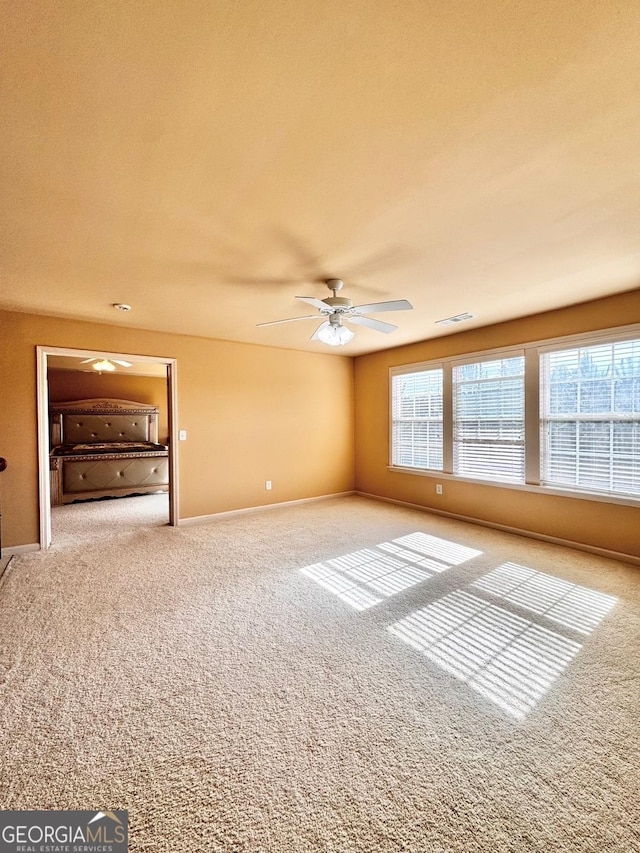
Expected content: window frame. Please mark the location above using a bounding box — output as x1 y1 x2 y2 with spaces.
451 350 526 484
388 323 640 507
390 363 444 473
539 334 640 498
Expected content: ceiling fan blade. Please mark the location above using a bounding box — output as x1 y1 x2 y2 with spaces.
113 360 132 367
310 320 330 341
257 315 319 327
347 315 397 334
79 358 96 364
351 299 413 315
295 296 331 311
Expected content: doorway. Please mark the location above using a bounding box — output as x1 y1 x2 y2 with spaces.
36 346 179 549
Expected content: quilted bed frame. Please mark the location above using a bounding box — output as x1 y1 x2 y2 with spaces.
49 398 169 506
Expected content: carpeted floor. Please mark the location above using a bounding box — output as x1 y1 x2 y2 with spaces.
1 494 639 852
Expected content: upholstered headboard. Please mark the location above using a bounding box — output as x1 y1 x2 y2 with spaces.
49 398 160 446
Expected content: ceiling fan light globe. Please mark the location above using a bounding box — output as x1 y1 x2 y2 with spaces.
317 324 355 346
93 358 116 372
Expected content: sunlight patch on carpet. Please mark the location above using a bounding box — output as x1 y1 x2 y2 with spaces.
299 532 482 611
471 563 618 634
388 589 581 720
389 532 482 566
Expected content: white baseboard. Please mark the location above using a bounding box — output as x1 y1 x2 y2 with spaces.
1 543 39 558
356 491 640 567
178 491 356 526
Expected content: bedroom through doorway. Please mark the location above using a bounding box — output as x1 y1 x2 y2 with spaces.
36 346 179 549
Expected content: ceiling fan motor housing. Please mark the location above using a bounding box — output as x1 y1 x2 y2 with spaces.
322 296 353 312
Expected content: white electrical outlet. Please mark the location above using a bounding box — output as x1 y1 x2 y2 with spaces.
265 480 272 490
436 484 443 495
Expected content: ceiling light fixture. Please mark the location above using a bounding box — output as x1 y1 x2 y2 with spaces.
316 318 355 347
113 303 132 312
92 358 117 372
81 356 133 369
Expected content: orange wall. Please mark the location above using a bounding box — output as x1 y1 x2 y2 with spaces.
0 310 354 548
3 290 638 559
47 369 169 443
354 289 640 561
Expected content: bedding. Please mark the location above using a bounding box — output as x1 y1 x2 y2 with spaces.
49 398 169 506
51 441 167 455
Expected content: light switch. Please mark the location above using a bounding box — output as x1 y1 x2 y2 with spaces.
179 430 187 441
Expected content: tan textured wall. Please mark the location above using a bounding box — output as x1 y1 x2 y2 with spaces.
47 370 169 443
0 310 354 548
354 289 640 560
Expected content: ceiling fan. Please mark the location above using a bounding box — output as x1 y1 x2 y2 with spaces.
257 279 413 346
80 357 132 372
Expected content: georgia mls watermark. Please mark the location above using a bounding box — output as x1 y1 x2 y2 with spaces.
0 810 128 853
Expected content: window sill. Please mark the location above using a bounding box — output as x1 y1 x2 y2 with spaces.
387 466 640 508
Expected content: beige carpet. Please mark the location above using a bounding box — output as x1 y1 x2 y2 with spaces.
1 494 639 852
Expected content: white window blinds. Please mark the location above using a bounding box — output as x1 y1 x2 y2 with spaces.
540 337 640 497
391 368 443 470
453 355 525 482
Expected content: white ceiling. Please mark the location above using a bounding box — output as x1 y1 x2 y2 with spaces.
2 1 639 355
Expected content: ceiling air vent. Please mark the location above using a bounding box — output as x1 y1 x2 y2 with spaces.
435 312 475 326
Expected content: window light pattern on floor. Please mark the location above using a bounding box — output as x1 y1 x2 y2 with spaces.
388 589 582 720
471 563 618 635
299 533 482 611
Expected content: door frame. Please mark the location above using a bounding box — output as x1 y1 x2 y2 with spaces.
36 346 179 549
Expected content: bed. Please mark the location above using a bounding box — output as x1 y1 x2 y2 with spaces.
49 398 169 506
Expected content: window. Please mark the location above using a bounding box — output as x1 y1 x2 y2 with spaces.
540 338 640 498
453 355 525 483
389 326 640 504
391 368 443 470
